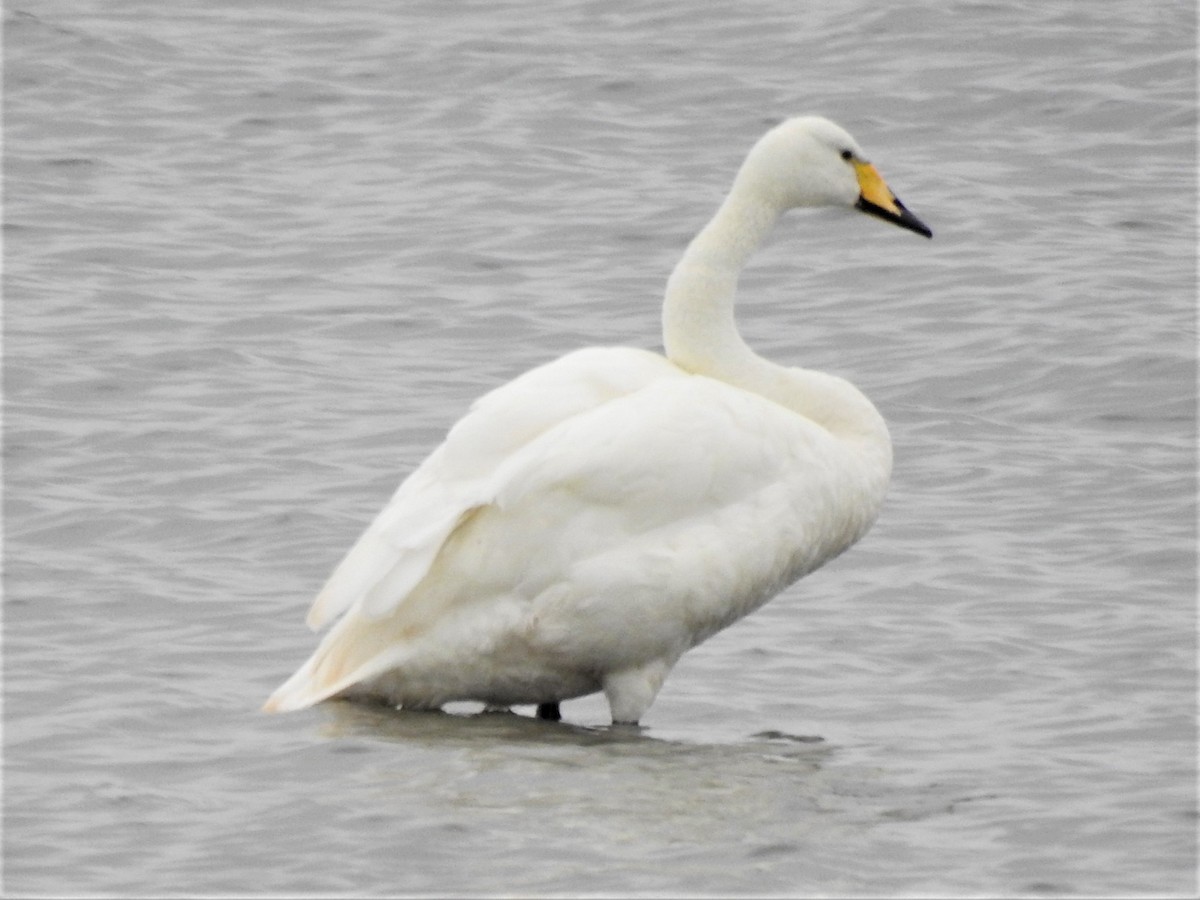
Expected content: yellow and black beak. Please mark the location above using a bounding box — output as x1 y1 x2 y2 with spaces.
853 160 932 238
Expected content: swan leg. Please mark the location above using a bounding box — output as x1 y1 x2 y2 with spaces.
535 702 561 721
603 658 674 725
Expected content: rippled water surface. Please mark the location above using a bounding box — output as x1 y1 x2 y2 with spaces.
5 0 1197 895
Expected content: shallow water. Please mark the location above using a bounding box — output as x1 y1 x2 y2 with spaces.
4 0 1197 896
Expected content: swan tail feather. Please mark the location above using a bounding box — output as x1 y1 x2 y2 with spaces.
306 501 486 631
262 617 408 713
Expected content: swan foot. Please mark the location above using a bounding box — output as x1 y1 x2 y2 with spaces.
535 702 561 721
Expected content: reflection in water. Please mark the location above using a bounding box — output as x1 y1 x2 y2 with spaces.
320 697 831 759
286 699 990 894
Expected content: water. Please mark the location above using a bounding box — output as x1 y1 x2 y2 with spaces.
4 0 1196 895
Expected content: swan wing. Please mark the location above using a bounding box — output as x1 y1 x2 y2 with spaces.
442 376 884 672
304 346 680 630
487 374 878 602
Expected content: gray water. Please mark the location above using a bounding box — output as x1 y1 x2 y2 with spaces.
4 0 1197 896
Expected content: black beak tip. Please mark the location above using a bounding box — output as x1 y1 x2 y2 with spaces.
856 195 932 239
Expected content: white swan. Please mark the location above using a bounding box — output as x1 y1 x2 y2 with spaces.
264 116 931 725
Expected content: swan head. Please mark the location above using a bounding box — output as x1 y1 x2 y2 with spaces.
737 116 932 238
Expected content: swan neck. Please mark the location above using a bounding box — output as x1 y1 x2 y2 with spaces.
662 190 780 377
659 170 892 476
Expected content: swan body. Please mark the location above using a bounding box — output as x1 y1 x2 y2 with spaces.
264 116 931 724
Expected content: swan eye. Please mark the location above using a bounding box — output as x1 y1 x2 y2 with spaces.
840 149 854 162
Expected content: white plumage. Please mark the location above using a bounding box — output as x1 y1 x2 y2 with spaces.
264 115 931 724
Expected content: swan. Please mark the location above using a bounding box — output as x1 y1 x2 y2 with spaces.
264 115 931 725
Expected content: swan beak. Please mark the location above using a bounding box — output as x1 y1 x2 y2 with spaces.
853 161 932 238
